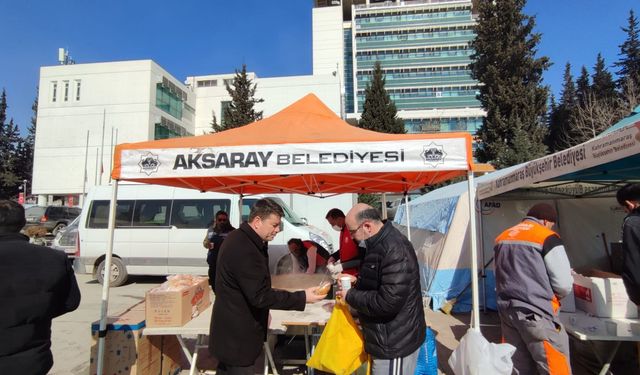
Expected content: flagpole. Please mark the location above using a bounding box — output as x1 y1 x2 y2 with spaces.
109 127 114 183
82 130 89 204
94 147 99 186
99 109 106 185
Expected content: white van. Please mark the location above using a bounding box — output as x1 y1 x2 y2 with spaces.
74 184 333 286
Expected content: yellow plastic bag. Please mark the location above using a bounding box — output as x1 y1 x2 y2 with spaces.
307 302 369 375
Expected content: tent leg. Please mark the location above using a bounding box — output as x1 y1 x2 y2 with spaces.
96 180 119 375
238 194 244 228
381 193 388 220
404 192 411 241
478 206 487 313
467 172 480 331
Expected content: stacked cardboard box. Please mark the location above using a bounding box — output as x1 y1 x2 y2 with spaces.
89 302 182 375
573 269 638 318
145 276 211 328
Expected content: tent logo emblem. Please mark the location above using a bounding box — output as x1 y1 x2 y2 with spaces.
138 152 160 175
421 143 446 166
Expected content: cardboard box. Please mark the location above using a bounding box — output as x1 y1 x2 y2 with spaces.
145 278 211 328
89 302 181 375
573 271 638 318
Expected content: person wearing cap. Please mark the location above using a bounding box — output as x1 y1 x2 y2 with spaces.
494 203 573 374
616 183 640 305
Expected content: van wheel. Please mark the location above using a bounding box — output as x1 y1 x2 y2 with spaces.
96 258 128 287
52 223 67 236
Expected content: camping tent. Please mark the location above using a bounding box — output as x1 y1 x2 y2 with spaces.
395 120 640 313
96 94 481 373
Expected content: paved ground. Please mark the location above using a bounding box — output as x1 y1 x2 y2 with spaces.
49 274 166 375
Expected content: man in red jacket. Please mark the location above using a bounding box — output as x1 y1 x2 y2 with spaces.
325 208 363 276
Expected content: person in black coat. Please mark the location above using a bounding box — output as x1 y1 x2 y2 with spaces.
0 200 81 375
338 203 426 375
209 198 326 374
203 210 235 292
617 183 640 305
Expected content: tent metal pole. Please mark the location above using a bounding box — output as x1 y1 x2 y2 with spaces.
381 193 388 220
404 192 411 241
467 171 480 330
238 194 244 227
478 202 487 313
96 179 119 375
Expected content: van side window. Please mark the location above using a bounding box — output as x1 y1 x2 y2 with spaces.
132 200 171 227
87 200 135 228
171 199 231 228
241 199 258 223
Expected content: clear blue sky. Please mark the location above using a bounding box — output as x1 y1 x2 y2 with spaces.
0 0 638 134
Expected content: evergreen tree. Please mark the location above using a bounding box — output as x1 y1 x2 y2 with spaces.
0 90 6 128
13 94 38 195
470 0 550 168
575 66 591 107
358 61 405 134
614 10 640 91
548 63 578 151
209 111 221 133
0 119 21 199
546 94 559 150
221 65 264 129
592 53 617 101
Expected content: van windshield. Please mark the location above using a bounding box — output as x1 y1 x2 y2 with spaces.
242 197 306 226
267 197 306 226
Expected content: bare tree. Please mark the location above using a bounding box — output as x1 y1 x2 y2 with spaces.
563 77 640 148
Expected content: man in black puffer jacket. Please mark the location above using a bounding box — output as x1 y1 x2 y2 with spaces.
340 203 426 375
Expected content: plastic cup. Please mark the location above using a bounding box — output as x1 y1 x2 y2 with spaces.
340 276 352 292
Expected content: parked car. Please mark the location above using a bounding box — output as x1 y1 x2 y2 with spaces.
51 216 80 257
24 205 82 235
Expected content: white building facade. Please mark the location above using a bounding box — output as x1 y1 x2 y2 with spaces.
33 60 196 206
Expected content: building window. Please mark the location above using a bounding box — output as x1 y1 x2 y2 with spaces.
75 80 81 101
51 81 58 102
197 79 217 87
223 79 233 87
154 116 192 140
155 83 183 120
63 81 69 101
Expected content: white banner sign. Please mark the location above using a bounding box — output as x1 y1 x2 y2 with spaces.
477 122 640 200
118 139 469 179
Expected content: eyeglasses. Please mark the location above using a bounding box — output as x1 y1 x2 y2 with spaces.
349 222 366 237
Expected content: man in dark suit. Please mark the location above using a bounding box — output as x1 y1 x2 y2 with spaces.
0 200 81 375
209 198 326 374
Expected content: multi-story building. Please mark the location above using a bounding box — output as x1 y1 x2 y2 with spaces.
313 0 485 135
33 61 341 205
34 60 196 206
186 73 340 135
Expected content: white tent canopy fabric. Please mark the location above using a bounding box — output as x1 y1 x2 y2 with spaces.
395 121 640 313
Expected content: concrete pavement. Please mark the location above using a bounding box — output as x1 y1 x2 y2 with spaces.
49 274 164 375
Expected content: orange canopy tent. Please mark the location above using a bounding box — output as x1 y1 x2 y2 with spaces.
97 94 482 373
111 94 475 194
